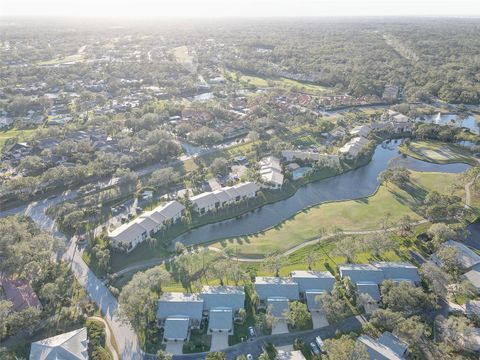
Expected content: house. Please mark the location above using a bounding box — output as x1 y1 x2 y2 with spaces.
350 125 372 138
108 200 185 252
466 300 480 320
190 182 258 215
373 262 420 285
276 350 307 360
338 137 370 158
282 149 320 162
290 270 335 296
259 156 284 189
200 285 245 313
433 240 480 271
339 264 385 285
357 332 408 360
30 328 88 360
255 277 299 307
208 307 234 333
1 278 42 312
156 292 204 342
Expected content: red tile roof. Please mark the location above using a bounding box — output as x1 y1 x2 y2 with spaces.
1 278 42 312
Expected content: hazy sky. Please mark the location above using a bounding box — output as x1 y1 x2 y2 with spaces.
2 0 479 18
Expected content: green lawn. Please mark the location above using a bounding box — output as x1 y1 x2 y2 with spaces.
0 128 36 149
400 140 478 165
210 171 461 258
38 53 85 65
224 70 332 95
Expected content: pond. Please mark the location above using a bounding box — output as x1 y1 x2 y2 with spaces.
173 140 470 247
415 114 480 135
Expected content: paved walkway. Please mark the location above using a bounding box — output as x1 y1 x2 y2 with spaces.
88 316 120 360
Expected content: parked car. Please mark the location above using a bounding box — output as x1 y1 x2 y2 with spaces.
248 326 256 338
310 342 320 356
315 336 326 353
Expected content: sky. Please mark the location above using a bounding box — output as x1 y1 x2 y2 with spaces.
2 0 480 18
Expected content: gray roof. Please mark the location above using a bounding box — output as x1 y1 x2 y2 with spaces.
208 307 233 332
464 263 480 289
160 200 185 219
433 240 480 270
255 277 299 301
30 327 88 360
466 300 480 317
156 292 203 321
191 192 218 209
373 262 420 283
378 332 408 357
223 187 240 199
163 316 190 341
134 216 157 233
109 222 146 244
200 286 245 311
356 282 381 302
290 270 335 293
233 182 258 197
267 297 290 317
305 290 326 311
358 335 405 360
339 264 384 284
212 189 232 203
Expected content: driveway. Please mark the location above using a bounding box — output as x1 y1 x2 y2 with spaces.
272 319 289 335
210 332 229 351
166 341 184 355
311 312 329 329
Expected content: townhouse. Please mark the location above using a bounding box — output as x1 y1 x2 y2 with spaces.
338 136 371 159
358 331 408 360
108 200 185 252
259 156 284 189
190 181 258 215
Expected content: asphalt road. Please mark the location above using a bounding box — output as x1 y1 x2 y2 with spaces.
170 315 365 360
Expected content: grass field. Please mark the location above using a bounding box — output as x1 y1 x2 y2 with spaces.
224 70 331 95
38 53 85 66
400 140 478 165
0 128 36 149
209 171 461 258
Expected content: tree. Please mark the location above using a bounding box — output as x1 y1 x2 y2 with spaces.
205 352 226 360
149 167 179 188
323 335 370 360
381 280 435 316
436 246 463 276
315 291 351 323
306 252 317 270
210 157 229 175
263 254 285 277
284 301 312 330
420 262 452 299
156 350 173 360
369 308 405 333
427 223 456 249
331 236 358 263
394 315 430 348
257 306 277 332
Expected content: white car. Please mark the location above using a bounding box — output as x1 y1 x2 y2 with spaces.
246 354 253 360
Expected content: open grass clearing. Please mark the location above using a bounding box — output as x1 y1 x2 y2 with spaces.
0 127 36 149
400 140 478 165
37 53 85 66
210 171 462 258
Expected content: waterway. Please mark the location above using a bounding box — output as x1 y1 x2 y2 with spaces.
173 140 470 247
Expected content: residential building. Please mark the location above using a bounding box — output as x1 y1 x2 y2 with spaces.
1 278 42 312
259 156 284 189
338 137 370 158
30 327 88 360
108 200 185 252
255 277 299 307
200 285 245 333
432 240 480 271
339 264 385 285
350 125 372 138
357 332 408 360
373 262 421 285
290 270 335 297
276 350 307 360
190 182 258 215
156 292 204 342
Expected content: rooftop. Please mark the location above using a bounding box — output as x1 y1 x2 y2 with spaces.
30 327 88 360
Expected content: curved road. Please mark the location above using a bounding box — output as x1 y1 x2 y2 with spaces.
88 316 120 360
